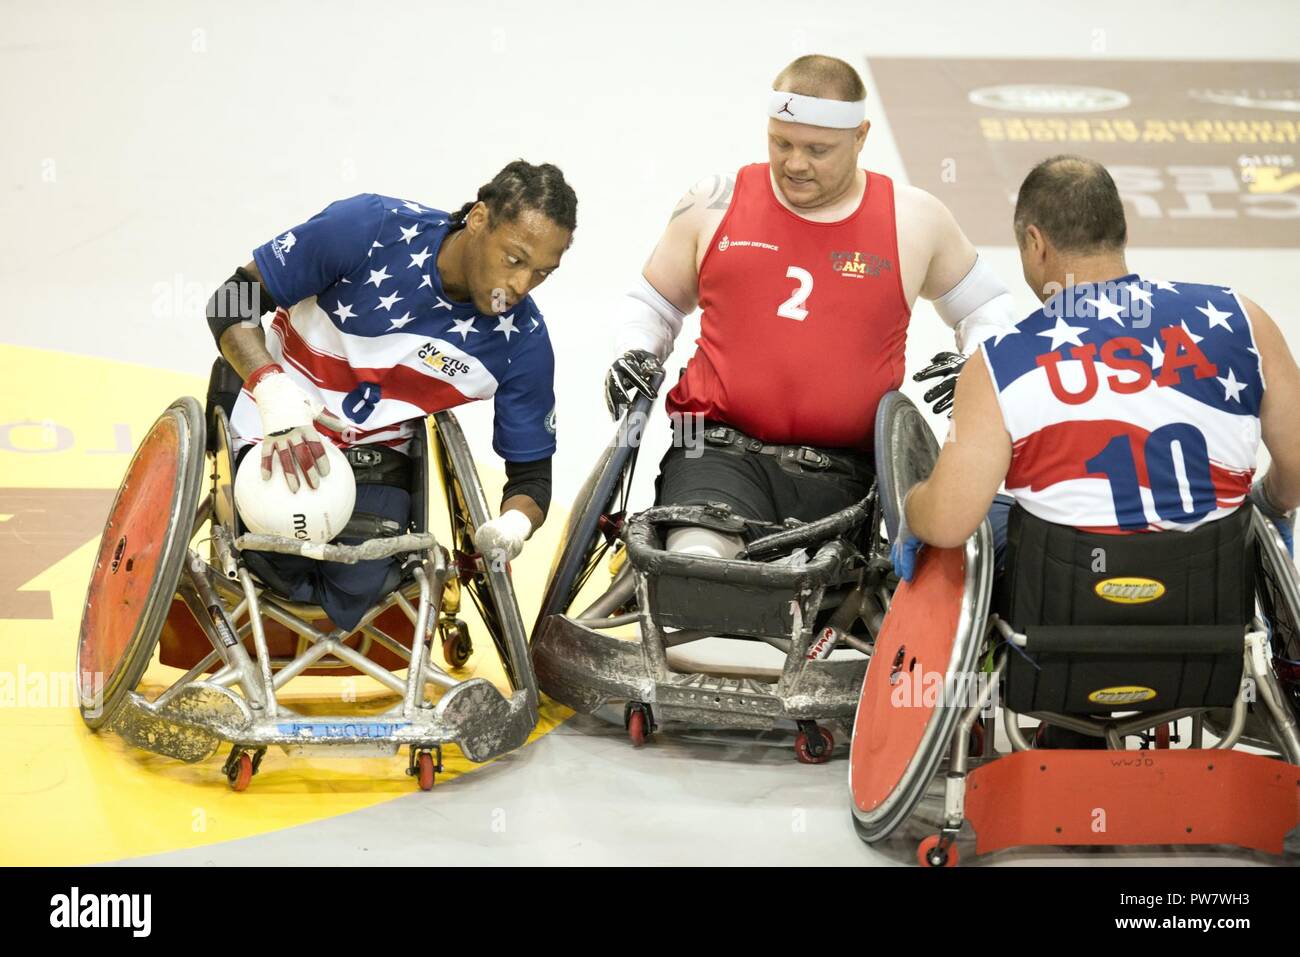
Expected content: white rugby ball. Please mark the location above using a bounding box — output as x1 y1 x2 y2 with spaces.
234 440 356 543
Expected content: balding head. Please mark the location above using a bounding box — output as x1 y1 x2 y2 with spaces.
773 55 866 102
1013 154 1131 302
1014 155 1127 254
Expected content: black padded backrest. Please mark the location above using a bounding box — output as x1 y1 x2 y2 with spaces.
406 419 429 535
1002 504 1254 631
204 357 243 454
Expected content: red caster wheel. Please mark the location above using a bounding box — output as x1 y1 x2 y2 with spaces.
794 724 834 764
408 745 442 790
440 620 472 669
918 834 959 868
416 751 436 791
627 710 647 747
1155 723 1170 749
624 702 655 747
968 719 986 758
624 702 655 748
227 752 253 792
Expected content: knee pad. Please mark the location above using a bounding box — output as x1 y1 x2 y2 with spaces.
665 525 744 559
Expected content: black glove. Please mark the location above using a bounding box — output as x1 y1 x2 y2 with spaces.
913 352 966 416
604 349 663 420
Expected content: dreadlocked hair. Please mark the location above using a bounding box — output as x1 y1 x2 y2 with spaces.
449 160 577 234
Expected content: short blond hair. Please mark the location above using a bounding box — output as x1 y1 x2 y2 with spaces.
773 55 866 102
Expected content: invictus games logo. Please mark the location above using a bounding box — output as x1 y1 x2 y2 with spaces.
831 250 892 278
1094 576 1166 604
717 235 730 252
544 407 556 435
967 84 1130 113
271 231 296 265
417 341 470 378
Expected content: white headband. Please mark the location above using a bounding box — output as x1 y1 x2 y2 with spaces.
768 91 866 129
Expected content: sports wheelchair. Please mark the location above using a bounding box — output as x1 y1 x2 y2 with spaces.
530 388 933 762
75 387 538 791
850 410 1300 865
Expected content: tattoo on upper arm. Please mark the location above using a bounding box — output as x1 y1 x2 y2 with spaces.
708 175 734 210
670 174 734 220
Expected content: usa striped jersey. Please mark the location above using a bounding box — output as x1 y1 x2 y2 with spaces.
230 193 557 461
980 275 1262 533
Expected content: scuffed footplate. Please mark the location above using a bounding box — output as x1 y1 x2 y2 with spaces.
534 615 867 730
435 677 535 762
112 682 252 763
110 678 533 764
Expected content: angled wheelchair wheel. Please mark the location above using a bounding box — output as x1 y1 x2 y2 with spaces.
1252 507 1300 713
1254 507 1300 654
429 412 537 703
850 521 994 843
77 397 206 729
873 391 940 544
532 389 656 636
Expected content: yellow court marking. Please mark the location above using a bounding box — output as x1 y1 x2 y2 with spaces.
0 344 571 866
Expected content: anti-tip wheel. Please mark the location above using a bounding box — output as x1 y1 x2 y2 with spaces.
795 725 834 765
917 834 959 868
626 703 652 747
227 752 253 792
416 751 436 791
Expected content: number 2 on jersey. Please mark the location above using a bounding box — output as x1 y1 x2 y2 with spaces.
777 266 813 321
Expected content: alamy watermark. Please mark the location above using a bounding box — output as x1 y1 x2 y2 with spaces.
1043 275 1155 329
616 410 706 458
0 666 101 715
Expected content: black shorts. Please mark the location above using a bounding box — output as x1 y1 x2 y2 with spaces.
655 443 873 540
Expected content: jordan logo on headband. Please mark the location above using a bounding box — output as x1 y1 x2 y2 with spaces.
768 90 866 129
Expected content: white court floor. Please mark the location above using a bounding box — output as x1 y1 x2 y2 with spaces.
2 0 1298 865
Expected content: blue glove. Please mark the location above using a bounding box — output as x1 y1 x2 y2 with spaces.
889 506 925 582
1251 482 1295 557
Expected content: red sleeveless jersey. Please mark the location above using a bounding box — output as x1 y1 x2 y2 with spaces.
666 163 910 450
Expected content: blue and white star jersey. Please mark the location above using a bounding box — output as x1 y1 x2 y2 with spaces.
230 193 557 462
980 275 1263 533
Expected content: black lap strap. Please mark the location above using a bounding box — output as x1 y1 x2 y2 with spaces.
343 445 412 490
